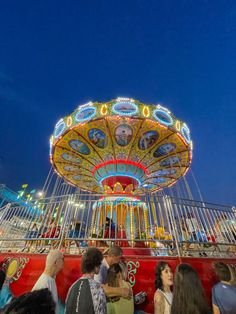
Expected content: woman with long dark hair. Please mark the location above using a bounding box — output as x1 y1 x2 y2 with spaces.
171 263 211 314
105 263 133 314
154 261 173 314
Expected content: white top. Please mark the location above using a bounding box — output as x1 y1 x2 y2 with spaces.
186 217 198 233
94 257 109 284
162 290 172 314
154 289 172 314
32 273 59 313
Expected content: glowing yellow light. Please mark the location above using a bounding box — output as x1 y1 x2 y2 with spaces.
6 260 18 277
175 120 181 131
67 116 72 127
142 106 150 117
101 104 108 115
190 141 193 150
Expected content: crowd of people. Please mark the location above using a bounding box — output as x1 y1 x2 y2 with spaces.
154 261 236 314
0 246 133 314
0 246 235 314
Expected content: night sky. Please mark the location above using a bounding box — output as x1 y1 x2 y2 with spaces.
0 1 236 205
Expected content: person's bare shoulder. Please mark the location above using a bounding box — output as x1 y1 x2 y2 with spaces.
154 290 165 314
154 290 164 303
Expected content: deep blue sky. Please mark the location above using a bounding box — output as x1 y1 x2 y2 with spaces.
0 1 236 205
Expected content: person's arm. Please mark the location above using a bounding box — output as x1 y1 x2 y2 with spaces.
212 304 220 314
154 291 165 314
101 284 131 298
126 282 133 297
212 287 220 314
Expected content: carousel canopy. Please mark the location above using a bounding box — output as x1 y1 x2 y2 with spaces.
50 98 192 194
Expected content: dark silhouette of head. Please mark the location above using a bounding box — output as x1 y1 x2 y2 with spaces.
171 263 210 314
214 262 231 282
3 288 55 313
0 270 6 290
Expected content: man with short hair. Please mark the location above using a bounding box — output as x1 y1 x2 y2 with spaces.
94 245 131 299
94 245 123 284
65 247 106 314
32 249 64 313
212 262 236 314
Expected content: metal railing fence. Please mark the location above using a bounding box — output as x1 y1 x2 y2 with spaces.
0 193 235 257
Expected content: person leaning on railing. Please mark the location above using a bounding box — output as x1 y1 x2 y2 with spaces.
21 222 39 253
37 219 61 253
64 220 86 253
218 214 236 243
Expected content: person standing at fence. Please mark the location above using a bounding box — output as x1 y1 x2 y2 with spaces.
218 214 232 241
65 247 106 314
185 213 199 241
212 262 236 314
170 263 211 314
32 250 64 313
154 261 173 314
184 213 207 256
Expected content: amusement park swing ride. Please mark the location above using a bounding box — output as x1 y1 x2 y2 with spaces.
0 97 235 313
49 97 192 247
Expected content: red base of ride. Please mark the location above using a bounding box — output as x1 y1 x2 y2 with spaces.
0 251 235 313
